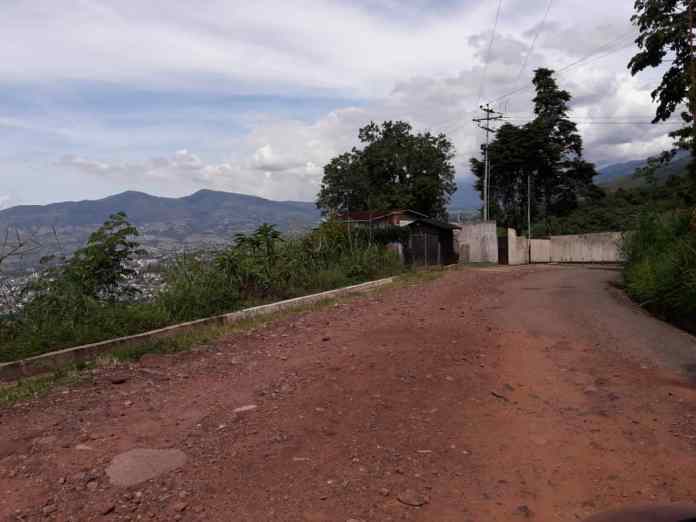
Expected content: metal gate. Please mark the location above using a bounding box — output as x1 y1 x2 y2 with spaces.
497 235 509 265
409 232 441 266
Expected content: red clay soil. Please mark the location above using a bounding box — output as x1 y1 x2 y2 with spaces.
2 265 696 522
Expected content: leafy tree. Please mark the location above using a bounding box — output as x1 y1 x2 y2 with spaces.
317 121 457 219
470 69 598 231
634 150 678 199
471 123 537 230
629 0 696 184
66 212 146 300
25 212 145 306
530 68 598 218
216 223 283 298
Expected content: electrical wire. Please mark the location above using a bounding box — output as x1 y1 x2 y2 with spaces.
488 29 637 105
477 0 504 105
501 117 682 125
514 0 554 86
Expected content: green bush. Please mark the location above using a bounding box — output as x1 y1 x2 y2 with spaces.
158 254 241 322
623 209 696 327
0 217 405 362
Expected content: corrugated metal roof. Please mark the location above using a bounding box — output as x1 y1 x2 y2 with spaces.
337 209 428 222
408 218 460 231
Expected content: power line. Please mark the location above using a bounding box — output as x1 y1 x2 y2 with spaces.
477 0 504 105
501 114 682 123
556 37 635 75
489 30 637 105
473 104 504 221
514 0 554 86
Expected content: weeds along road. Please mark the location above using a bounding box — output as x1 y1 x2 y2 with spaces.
2 265 696 521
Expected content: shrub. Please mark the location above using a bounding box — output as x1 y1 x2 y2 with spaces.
0 218 405 362
623 209 696 328
158 254 240 322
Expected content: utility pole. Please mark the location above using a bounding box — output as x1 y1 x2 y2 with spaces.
473 104 504 221
527 173 532 264
689 0 696 140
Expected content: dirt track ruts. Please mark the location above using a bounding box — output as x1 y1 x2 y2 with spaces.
2 265 696 521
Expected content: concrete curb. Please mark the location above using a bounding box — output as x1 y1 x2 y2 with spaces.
0 277 395 382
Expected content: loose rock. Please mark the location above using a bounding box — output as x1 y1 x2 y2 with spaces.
397 489 429 507
106 449 187 487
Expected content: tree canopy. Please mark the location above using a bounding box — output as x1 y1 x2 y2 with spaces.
317 121 457 220
629 0 696 189
470 68 599 231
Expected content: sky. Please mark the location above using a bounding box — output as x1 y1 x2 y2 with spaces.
0 0 682 208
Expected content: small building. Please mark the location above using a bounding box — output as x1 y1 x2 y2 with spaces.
337 209 459 266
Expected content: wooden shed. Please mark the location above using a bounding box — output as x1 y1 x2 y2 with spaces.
337 210 459 266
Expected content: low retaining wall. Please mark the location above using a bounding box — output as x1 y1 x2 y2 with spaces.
0 277 395 382
456 221 498 264
550 232 624 263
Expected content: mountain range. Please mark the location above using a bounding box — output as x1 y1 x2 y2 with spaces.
595 150 689 191
0 190 321 272
1 153 689 272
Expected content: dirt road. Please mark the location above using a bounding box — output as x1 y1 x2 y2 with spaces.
2 265 696 521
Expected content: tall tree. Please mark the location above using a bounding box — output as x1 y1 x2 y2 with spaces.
629 0 696 188
471 123 537 230
530 68 598 218
470 69 598 231
317 121 457 219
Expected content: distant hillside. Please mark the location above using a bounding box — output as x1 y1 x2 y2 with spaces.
597 151 690 191
449 177 480 211
0 190 321 271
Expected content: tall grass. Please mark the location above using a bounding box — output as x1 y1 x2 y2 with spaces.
623 209 696 329
0 220 404 362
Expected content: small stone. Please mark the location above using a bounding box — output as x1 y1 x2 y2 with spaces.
42 504 57 515
379 488 390 496
75 444 94 451
106 449 187 487
173 502 188 513
584 385 598 394
516 505 533 518
97 502 116 516
110 375 128 385
86 480 99 491
234 404 257 413
397 489 429 507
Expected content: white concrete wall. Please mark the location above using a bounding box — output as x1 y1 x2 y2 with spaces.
531 239 551 263
549 232 624 263
455 221 498 263
507 228 529 265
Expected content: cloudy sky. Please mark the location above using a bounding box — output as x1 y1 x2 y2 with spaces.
0 0 681 208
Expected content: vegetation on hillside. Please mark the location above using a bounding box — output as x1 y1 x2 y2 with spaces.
619 0 696 330
533 173 694 236
598 153 690 192
317 121 457 220
630 0 696 188
0 213 404 363
470 68 599 231
622 209 696 332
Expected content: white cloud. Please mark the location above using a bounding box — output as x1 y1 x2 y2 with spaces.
0 195 19 211
0 0 684 205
